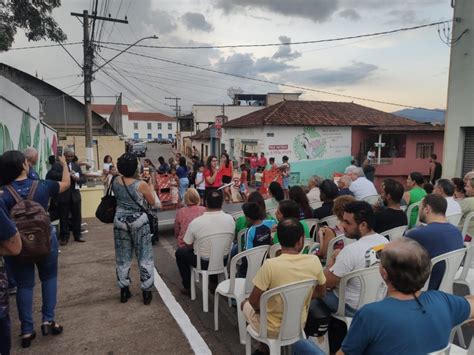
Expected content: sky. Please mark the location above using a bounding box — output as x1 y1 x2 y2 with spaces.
1 0 454 115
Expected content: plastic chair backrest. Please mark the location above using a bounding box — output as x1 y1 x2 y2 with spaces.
424 248 466 293
462 211 474 237
457 244 474 284
380 225 408 241
195 232 234 272
258 279 317 340
362 195 380 205
228 245 269 295
301 239 313 254
325 235 356 263
237 228 248 253
319 215 338 229
427 344 450 355
304 218 319 240
446 213 462 227
310 201 323 210
406 201 421 228
336 265 385 315
269 243 282 258
268 208 278 219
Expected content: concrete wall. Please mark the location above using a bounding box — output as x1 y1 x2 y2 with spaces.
128 120 176 140
443 0 474 177
267 93 300 106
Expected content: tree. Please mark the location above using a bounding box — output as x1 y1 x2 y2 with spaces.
0 0 66 51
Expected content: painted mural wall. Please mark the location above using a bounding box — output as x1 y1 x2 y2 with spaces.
224 126 352 185
0 76 57 178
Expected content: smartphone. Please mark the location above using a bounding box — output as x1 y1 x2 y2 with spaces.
57 146 63 157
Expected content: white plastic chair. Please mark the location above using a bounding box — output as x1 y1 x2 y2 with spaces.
406 201 421 229
268 208 278 219
446 213 462 227
318 215 338 229
332 265 386 328
454 244 474 294
191 232 234 312
428 344 451 355
362 194 380 205
245 279 318 355
325 235 355 265
237 228 248 254
461 211 474 237
423 248 466 293
450 318 474 353
303 218 319 241
214 245 269 344
380 225 408 241
310 201 323 210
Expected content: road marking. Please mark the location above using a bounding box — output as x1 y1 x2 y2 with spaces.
153 268 212 355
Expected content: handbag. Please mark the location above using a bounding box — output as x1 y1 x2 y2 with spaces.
121 177 159 238
95 176 117 223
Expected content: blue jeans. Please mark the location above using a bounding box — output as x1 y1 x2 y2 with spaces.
179 177 189 201
292 339 325 355
5 228 59 335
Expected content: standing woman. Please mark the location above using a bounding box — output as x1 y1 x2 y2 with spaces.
142 158 157 188
219 153 233 203
112 153 157 305
403 172 427 228
176 156 189 202
204 155 222 203
1 150 70 348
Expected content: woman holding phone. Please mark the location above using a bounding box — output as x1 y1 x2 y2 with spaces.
204 155 221 204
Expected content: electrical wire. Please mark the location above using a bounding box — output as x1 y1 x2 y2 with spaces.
9 42 82 50
98 20 451 50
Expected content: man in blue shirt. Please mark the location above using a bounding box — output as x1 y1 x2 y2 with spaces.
25 148 39 180
406 194 464 289
340 238 473 355
0 199 22 355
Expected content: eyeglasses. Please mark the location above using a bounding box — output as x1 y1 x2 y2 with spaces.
212 159 218 162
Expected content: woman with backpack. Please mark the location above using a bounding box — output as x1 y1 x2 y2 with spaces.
0 150 70 348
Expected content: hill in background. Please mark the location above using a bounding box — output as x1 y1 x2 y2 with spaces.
392 108 445 123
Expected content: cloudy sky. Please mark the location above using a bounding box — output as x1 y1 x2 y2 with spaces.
1 0 454 115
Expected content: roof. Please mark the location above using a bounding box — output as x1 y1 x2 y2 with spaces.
189 127 211 141
128 112 174 122
92 104 129 115
223 100 424 128
367 125 444 132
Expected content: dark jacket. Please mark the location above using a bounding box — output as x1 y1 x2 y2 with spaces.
47 162 85 203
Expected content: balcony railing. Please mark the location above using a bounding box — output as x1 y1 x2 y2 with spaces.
373 158 393 165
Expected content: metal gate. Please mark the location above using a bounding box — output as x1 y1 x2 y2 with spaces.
463 128 474 176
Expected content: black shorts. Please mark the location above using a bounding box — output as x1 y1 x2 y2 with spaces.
222 175 232 184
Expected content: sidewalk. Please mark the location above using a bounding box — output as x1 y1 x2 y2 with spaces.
9 219 192 354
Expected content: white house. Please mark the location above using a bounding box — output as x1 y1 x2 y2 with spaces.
128 112 176 141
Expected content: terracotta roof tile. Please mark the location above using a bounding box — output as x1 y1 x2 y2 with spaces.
92 104 129 115
189 127 211 141
224 100 423 128
128 112 174 122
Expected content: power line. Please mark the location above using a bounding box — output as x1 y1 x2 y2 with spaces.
8 42 82 50
99 44 439 111
98 20 451 50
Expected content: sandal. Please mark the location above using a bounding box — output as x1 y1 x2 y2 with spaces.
20 331 36 348
41 321 63 336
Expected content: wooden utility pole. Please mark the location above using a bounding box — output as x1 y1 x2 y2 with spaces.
166 96 181 149
71 9 128 166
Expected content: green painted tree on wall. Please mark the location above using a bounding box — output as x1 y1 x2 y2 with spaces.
33 123 40 151
0 124 15 154
18 110 31 151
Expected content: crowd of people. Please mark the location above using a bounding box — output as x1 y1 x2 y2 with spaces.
1 142 474 354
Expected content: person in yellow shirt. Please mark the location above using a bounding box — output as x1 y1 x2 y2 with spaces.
241 217 326 353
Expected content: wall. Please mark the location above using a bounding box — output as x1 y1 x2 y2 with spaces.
223 125 352 184
128 120 176 140
0 76 57 178
267 93 300 106
443 0 473 177
59 135 126 170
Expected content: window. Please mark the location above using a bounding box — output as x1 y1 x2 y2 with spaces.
168 123 172 130
147 133 152 140
157 123 162 130
416 143 434 158
147 123 152 130
133 122 138 129
133 133 139 139
158 133 162 140
168 133 173 140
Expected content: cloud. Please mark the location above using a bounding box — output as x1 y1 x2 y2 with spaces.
339 9 361 21
181 12 214 32
215 0 339 23
384 10 429 25
214 53 295 77
272 36 302 61
280 61 378 86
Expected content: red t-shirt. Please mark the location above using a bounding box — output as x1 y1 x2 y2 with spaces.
204 168 222 188
249 157 259 169
258 157 267 167
240 170 248 185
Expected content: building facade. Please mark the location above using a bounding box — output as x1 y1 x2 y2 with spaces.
128 112 176 141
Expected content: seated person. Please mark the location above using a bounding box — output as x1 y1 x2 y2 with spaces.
289 185 313 219
306 201 388 353
374 178 408 234
337 175 354 197
241 217 326 352
272 200 311 244
348 167 377 200
313 179 339 220
307 176 322 204
242 202 276 251
235 191 274 235
433 179 462 217
460 176 474 240
341 238 474 354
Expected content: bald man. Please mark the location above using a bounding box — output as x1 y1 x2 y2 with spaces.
339 239 473 354
24 147 39 180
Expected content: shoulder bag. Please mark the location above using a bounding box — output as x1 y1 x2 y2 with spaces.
95 176 117 223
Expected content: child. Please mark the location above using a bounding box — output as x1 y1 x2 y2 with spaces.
231 169 243 203
169 167 179 204
239 164 248 202
194 163 206 203
254 167 263 192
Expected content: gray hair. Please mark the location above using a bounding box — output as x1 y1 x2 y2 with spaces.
308 175 322 187
339 175 352 187
352 167 365 178
64 147 75 155
435 179 455 197
24 147 38 159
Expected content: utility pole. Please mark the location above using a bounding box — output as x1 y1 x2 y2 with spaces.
71 9 128 167
166 97 181 150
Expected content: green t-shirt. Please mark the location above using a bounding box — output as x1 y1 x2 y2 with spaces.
235 213 275 235
273 219 311 253
408 187 427 228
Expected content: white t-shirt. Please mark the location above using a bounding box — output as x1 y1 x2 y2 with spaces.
183 210 235 258
367 150 376 161
330 233 388 309
307 187 321 204
349 177 377 200
195 171 205 190
446 196 462 217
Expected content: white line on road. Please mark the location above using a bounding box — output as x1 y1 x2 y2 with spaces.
153 268 212 355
